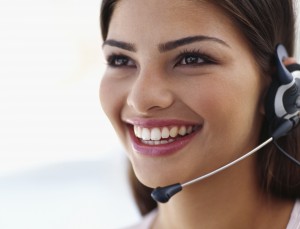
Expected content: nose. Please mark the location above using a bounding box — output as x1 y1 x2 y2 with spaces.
126 69 174 115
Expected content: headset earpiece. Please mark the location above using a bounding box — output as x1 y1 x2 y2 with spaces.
265 44 300 134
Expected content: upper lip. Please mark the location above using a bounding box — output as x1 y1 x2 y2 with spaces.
123 117 202 128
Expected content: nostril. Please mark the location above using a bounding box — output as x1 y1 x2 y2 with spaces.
126 76 175 114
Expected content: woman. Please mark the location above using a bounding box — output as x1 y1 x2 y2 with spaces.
100 0 300 228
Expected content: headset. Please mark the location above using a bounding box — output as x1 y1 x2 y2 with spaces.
265 44 300 133
151 44 300 203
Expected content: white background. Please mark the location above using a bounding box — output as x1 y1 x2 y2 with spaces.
0 0 116 175
0 0 140 228
0 1 299 229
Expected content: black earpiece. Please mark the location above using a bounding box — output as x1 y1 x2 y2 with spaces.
265 44 300 135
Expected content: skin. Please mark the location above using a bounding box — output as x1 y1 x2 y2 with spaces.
100 0 294 228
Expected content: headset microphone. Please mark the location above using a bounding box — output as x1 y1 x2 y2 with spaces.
151 44 300 204
151 120 296 203
151 137 273 203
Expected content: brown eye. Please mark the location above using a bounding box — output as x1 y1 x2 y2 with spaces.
175 50 216 67
180 55 205 65
114 56 129 66
107 55 135 67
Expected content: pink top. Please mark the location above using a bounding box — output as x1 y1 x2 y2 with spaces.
125 200 300 229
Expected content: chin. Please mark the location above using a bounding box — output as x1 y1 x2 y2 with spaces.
130 162 183 189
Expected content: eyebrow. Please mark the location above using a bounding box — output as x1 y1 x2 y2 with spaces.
158 35 230 52
102 39 137 52
102 35 230 52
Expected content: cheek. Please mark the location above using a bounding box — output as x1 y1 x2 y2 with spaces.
192 85 239 140
209 80 263 153
185 74 262 144
181 79 240 123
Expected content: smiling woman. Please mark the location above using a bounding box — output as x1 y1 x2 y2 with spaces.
100 0 300 228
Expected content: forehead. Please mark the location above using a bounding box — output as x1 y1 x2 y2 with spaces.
113 0 204 19
107 0 235 40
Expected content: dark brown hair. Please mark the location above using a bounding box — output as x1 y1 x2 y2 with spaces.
100 0 300 216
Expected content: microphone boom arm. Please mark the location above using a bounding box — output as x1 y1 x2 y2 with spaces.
182 138 273 188
151 138 273 203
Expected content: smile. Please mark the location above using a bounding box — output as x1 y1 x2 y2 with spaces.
133 125 200 145
127 121 202 156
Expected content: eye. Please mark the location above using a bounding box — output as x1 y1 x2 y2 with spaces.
106 54 135 68
175 49 216 67
180 55 205 65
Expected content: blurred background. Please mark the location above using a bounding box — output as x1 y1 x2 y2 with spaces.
0 0 299 229
0 0 140 228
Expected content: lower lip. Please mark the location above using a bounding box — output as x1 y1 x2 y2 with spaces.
128 126 201 157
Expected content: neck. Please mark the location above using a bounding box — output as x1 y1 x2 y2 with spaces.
153 157 293 229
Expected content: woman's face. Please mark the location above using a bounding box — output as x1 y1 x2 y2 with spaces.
100 0 267 187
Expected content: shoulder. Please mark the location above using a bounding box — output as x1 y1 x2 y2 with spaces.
123 209 158 229
286 199 300 229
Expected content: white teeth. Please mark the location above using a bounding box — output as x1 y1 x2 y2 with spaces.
141 138 175 145
141 128 151 140
178 126 187 136
154 140 161 145
134 125 139 137
137 126 142 138
134 126 142 138
169 126 178 138
161 127 169 139
151 128 161 141
134 125 197 142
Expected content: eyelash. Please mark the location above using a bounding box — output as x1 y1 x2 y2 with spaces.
106 54 135 68
105 49 217 68
175 49 217 67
